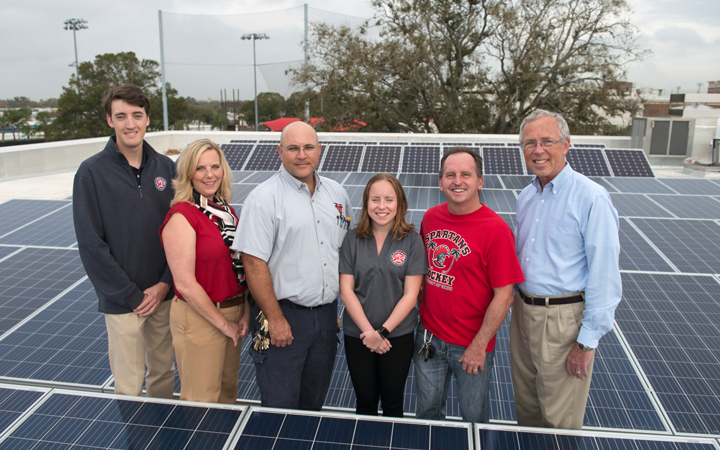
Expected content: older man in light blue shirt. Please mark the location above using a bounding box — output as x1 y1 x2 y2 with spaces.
510 109 621 430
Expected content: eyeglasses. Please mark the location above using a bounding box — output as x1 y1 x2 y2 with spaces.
281 144 319 155
521 139 564 151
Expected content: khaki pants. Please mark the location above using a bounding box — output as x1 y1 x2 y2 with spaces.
170 296 243 404
509 291 594 430
104 300 175 398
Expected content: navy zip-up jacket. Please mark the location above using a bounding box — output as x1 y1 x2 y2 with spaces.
73 136 176 314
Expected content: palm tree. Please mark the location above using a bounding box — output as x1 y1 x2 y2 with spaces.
5 108 30 140
426 240 437 268
444 248 462 273
0 112 8 142
34 111 52 137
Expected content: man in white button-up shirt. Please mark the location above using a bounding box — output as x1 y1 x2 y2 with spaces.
233 122 353 410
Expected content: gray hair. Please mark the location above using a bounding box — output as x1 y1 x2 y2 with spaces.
518 109 570 143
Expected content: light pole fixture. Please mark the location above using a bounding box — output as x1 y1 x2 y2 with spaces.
64 18 88 92
241 33 270 132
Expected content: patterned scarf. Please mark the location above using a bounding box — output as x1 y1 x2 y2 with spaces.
193 190 246 285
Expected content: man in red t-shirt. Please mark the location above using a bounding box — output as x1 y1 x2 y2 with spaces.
414 147 524 423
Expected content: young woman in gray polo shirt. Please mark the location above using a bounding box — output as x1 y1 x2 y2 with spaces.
339 174 427 417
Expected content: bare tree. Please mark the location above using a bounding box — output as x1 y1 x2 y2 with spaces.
483 0 648 134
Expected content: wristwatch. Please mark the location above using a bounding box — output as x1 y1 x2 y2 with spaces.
577 343 594 352
376 326 390 339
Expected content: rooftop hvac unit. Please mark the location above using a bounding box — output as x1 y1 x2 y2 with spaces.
630 117 695 158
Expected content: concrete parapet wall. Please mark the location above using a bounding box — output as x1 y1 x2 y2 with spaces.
0 131 631 181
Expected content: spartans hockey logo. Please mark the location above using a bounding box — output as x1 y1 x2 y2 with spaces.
424 229 471 290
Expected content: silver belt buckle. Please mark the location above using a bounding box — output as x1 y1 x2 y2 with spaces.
544 297 550 307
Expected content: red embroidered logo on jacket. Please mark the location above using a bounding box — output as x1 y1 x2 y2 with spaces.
334 203 343 215
155 177 167 191
391 251 406 266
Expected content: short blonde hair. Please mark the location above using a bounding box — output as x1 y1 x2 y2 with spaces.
171 139 233 207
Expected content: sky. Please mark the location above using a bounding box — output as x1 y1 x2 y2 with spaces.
1 0 718 102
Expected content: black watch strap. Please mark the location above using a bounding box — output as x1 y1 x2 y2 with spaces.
377 326 390 339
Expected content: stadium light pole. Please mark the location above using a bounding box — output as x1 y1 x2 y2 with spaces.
64 18 88 93
241 33 270 131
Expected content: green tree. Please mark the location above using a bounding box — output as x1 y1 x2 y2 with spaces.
240 92 286 126
294 0 498 133
47 52 187 141
148 83 189 131
296 0 646 135
34 111 52 137
4 108 31 140
0 113 8 142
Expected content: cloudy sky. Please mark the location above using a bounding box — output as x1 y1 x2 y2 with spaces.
1 0 718 102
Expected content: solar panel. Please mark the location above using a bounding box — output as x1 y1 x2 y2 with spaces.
397 173 439 188
609 193 674 218
243 144 282 171
343 172 375 186
618 218 675 272
658 179 720 196
230 140 257 144
477 142 505 146
475 424 718 450
589 177 619 193
0 248 86 336
566 149 612 177
572 143 607 148
320 145 363 172
479 190 517 213
499 213 516 231
646 195 720 219
0 385 46 434
482 175 503 189
401 146 441 174
361 145 401 173
616 272 720 435
231 184 258 205
0 247 22 262
0 200 70 238
376 142 408 146
258 140 280 144
605 149 655 177
231 171 256 183
500 176 533 190
319 141 347 145
483 147 525 175
0 391 245 449
221 143 254 170
629 218 720 274
404 187 446 210
443 142 474 147
0 279 111 388
343 185 365 207
319 172 349 183
405 210 426 228
605 177 674 194
232 408 473 450
0 205 76 248
241 171 277 184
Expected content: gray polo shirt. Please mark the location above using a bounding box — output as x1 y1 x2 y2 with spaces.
233 167 353 307
339 229 427 339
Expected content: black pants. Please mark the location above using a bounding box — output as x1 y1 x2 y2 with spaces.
249 300 338 410
344 332 414 417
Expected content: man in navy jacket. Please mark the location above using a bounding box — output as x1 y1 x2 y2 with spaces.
73 84 176 397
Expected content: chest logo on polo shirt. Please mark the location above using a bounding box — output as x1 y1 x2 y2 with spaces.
154 177 167 191
424 229 472 290
334 203 343 215
391 251 406 266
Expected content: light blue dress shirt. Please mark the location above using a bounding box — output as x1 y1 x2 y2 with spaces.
516 164 621 348
232 167 353 307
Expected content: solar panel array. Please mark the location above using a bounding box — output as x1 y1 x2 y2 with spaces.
221 142 653 178
2 140 719 447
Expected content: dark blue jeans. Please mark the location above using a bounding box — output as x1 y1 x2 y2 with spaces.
413 323 495 423
249 300 338 410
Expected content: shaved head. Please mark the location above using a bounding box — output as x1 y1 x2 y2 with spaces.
280 121 318 147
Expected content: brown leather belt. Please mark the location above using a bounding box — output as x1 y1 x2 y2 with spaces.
177 293 244 309
518 290 583 306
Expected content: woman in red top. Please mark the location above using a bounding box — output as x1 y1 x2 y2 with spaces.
161 139 249 404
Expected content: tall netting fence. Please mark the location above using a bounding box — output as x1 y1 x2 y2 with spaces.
159 6 367 101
